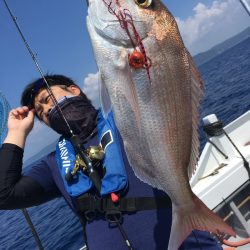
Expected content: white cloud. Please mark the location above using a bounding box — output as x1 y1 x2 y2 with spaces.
175 0 250 54
82 72 100 108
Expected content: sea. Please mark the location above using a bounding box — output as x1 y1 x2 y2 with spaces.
0 37 250 250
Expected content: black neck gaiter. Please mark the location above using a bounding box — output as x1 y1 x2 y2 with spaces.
48 96 98 143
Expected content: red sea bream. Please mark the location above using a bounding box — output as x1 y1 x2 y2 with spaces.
86 0 236 249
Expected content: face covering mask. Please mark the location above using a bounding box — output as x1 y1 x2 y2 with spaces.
48 95 98 143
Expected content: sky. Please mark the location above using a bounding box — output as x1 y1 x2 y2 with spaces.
0 0 249 161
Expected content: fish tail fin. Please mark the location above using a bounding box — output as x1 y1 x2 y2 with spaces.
168 197 236 250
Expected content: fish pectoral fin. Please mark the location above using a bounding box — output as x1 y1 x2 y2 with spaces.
116 50 142 133
99 71 112 118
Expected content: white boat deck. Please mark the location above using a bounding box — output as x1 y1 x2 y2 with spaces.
190 110 250 210
191 145 250 210
190 110 250 249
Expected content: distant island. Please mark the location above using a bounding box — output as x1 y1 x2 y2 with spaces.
194 26 250 66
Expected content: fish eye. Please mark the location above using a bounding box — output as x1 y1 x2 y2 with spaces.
135 0 153 8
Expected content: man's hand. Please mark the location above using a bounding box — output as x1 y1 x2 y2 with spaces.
4 106 35 149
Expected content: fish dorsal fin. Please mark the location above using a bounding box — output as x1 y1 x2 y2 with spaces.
99 71 112 119
186 50 204 179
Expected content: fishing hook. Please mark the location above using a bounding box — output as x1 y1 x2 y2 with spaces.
101 0 151 82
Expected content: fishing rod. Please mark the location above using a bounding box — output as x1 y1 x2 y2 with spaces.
239 0 250 16
21 208 44 250
2 0 101 191
2 0 72 136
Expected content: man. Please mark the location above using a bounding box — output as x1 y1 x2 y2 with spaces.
0 74 222 249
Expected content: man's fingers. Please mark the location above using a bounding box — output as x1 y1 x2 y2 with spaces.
16 106 29 115
9 106 30 118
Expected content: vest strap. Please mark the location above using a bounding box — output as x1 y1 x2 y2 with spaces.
77 195 172 221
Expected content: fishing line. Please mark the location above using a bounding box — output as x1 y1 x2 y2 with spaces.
2 0 74 137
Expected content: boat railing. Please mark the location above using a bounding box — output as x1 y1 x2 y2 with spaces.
191 110 250 187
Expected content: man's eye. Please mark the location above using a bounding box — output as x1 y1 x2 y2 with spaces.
45 94 52 103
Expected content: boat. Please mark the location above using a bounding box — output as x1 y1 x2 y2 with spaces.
190 1 250 248
190 112 250 249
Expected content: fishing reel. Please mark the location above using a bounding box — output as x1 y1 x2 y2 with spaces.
65 145 105 183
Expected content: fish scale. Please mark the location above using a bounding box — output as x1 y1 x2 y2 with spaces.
87 0 235 249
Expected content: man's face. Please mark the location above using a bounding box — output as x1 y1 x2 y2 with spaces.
34 85 80 125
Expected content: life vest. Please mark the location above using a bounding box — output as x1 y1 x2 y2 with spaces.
56 110 128 197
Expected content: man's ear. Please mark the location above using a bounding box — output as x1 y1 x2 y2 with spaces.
67 85 81 96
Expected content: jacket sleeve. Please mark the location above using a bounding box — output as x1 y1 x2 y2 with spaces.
0 143 60 209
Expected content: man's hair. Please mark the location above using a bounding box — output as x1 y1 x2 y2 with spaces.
21 74 91 108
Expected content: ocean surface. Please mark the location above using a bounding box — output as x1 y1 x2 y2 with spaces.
0 37 250 250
